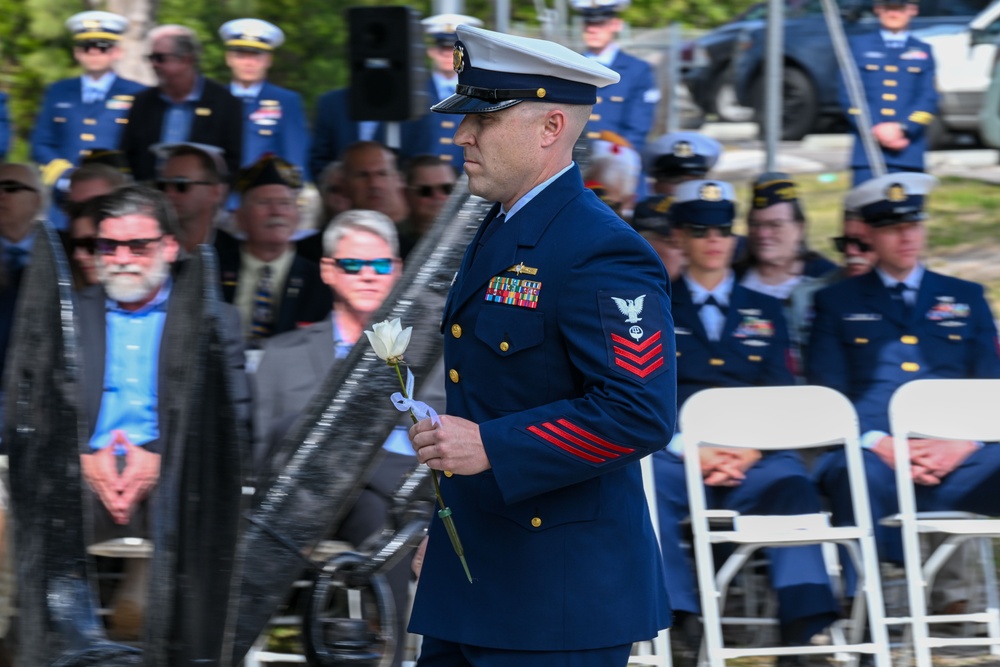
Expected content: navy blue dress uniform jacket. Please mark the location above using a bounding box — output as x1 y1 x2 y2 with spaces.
839 32 938 176
583 50 658 153
31 75 146 176
237 81 310 178
408 164 675 650
213 230 331 336
308 87 432 181
119 77 243 183
807 269 1000 434
424 77 465 170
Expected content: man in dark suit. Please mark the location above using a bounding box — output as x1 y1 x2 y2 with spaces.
253 208 441 667
808 172 1000 612
119 25 242 183
216 154 329 346
78 184 250 635
406 25 674 666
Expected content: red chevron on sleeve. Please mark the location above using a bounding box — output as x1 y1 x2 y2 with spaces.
610 330 664 379
526 419 635 464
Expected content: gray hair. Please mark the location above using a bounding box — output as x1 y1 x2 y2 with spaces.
70 163 128 190
93 184 179 238
148 24 202 62
322 209 399 258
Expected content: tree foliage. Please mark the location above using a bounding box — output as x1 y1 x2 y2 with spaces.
1 0 758 161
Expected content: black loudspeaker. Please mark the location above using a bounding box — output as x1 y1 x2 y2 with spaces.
348 6 429 122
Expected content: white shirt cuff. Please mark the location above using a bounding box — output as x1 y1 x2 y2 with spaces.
860 430 888 450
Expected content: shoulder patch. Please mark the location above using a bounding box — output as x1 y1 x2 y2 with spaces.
599 290 667 383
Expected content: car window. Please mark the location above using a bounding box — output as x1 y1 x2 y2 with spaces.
921 0 992 15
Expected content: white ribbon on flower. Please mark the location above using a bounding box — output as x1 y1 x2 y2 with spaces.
391 367 441 425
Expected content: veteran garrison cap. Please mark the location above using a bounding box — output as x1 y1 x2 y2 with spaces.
569 0 631 23
82 148 130 174
670 179 736 227
219 18 285 52
421 14 483 48
751 171 799 210
66 11 128 44
151 142 229 180
643 132 722 179
236 153 302 195
631 195 673 236
432 25 620 114
852 172 938 227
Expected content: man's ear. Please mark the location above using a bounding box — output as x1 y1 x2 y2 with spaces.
540 109 568 147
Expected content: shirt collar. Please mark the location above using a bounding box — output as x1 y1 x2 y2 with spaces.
684 271 734 306
160 76 205 105
106 276 173 315
1 229 36 255
230 81 264 98
501 162 575 221
880 30 909 45
82 72 117 95
876 264 923 291
586 43 620 68
240 245 295 279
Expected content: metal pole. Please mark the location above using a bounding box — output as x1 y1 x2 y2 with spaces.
432 0 464 13
666 22 681 134
764 0 784 172
495 0 511 34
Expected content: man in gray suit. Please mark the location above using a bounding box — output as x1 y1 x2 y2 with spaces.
253 208 444 667
78 184 250 637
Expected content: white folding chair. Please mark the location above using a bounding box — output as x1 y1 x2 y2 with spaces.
888 379 1000 667
629 455 672 667
680 385 891 667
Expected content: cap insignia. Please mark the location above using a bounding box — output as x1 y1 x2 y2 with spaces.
700 183 723 202
673 141 694 158
453 44 466 73
887 183 907 202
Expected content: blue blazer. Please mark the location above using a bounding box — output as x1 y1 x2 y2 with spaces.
236 81 310 179
839 31 938 171
0 92 9 161
583 49 658 153
807 269 1000 433
672 279 794 409
408 164 675 650
308 87 432 180
31 75 146 172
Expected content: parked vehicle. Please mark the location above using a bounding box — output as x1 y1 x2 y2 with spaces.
731 0 994 140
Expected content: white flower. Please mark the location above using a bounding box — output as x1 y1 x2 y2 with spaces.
364 318 412 365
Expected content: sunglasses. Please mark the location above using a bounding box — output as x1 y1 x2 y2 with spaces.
71 237 98 255
94 236 164 257
333 258 394 275
832 235 872 253
146 52 180 64
155 177 216 194
686 224 733 238
77 43 112 54
414 183 454 198
0 181 37 194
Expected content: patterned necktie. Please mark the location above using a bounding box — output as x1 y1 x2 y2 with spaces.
250 265 274 342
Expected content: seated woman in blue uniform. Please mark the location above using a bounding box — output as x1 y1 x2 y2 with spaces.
652 179 840 667
734 172 836 302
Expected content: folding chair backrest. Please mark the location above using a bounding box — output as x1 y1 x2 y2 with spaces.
680 385 859 451
889 379 1000 443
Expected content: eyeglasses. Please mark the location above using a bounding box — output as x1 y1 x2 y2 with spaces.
94 236 164 257
414 183 454 198
71 237 97 255
146 52 179 64
333 258 394 275
686 224 733 239
832 235 872 253
155 177 216 194
77 43 112 54
0 181 37 195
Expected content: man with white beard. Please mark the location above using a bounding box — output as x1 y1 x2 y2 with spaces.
76 184 250 637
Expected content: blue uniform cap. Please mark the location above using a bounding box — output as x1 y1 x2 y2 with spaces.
643 132 722 179
432 25 620 115
219 18 285 52
569 0 631 23
751 171 799 210
421 14 484 48
66 11 128 44
669 179 736 227
851 172 938 227
631 195 673 236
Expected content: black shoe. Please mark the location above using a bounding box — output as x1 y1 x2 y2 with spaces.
670 612 703 667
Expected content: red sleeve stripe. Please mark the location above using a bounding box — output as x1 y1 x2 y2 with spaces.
615 356 665 379
544 422 624 459
613 343 663 365
610 329 662 353
527 425 606 463
556 419 635 454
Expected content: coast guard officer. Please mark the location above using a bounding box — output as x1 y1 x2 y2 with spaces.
808 172 1000 569
31 11 145 228
420 14 483 172
840 0 937 185
407 25 675 666
570 0 659 154
652 180 838 666
219 18 309 179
